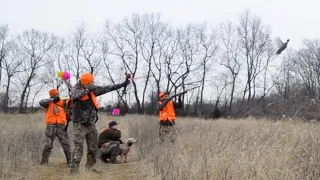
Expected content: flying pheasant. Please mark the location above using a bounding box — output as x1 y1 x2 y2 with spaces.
275 37 290 55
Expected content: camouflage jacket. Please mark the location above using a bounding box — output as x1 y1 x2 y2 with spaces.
70 82 125 126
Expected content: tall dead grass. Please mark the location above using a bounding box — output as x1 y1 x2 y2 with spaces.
0 113 44 178
128 115 320 180
1 113 320 180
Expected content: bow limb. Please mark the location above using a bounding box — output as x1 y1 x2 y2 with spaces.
63 79 73 131
64 80 72 96
119 73 131 106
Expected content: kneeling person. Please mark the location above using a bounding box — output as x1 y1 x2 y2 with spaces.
98 121 122 164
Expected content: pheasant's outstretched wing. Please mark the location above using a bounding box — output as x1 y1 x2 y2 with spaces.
274 37 284 48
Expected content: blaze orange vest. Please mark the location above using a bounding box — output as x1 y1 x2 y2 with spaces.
158 100 176 121
45 100 69 125
78 92 100 109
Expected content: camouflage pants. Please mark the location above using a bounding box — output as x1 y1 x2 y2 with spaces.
159 125 176 143
41 124 72 165
70 123 99 172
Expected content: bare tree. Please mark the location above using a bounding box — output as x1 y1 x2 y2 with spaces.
140 13 167 112
151 25 177 98
212 72 230 109
0 25 10 87
195 23 218 115
17 29 57 113
106 14 144 113
98 30 125 105
64 23 86 81
40 39 68 91
218 21 242 115
274 50 295 100
2 40 23 112
292 39 320 100
257 42 276 109
237 11 272 107
81 34 102 75
175 25 200 112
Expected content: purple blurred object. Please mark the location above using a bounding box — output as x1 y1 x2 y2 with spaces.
112 108 120 116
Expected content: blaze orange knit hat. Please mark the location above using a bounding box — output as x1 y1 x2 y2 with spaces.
159 92 168 99
49 89 59 97
80 73 94 85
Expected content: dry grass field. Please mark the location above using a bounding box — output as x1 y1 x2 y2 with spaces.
0 114 319 180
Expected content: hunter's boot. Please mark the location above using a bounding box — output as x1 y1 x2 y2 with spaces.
69 161 79 175
40 149 51 165
84 152 101 174
100 154 109 163
65 152 72 167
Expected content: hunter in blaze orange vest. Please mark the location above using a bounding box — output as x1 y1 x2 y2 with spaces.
39 88 72 166
40 89 70 125
44 99 70 125
157 92 182 126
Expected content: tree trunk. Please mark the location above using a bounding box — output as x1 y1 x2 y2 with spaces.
141 69 151 113
19 73 33 113
4 76 10 113
131 80 141 113
229 77 236 115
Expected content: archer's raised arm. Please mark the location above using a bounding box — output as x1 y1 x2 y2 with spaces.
39 98 54 108
94 77 130 96
94 83 126 97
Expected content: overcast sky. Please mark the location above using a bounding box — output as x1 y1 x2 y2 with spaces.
1 0 319 105
1 0 319 49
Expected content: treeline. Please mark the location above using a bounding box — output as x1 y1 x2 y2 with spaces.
0 11 319 119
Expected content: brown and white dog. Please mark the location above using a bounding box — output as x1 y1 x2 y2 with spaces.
119 138 138 163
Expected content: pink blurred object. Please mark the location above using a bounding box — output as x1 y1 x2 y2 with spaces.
62 71 71 80
112 108 120 116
